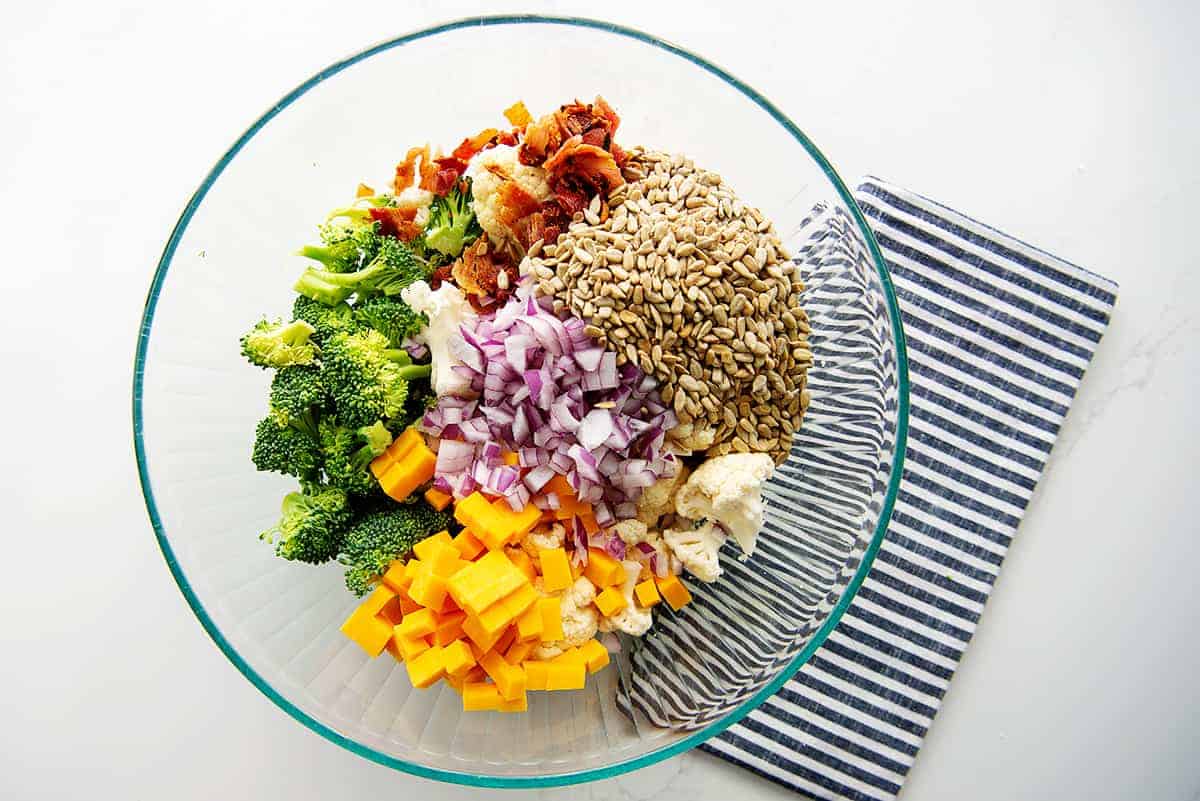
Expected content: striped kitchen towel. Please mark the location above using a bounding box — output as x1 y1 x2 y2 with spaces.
696 177 1119 799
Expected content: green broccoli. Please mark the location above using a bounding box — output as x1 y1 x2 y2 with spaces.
260 484 352 563
423 178 481 258
353 294 427 347
251 415 321 479
320 329 432 429
295 236 430 306
240 318 317 368
339 501 453 596
320 420 393 496
297 214 381 274
292 295 358 345
269 365 326 424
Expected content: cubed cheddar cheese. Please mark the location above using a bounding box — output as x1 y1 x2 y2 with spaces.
504 638 536 665
447 550 528 617
524 660 549 691
452 529 486 561
594 586 627 617
634 579 661 608
501 451 520 466
462 681 503 711
413 530 454 561
406 645 445 689
378 443 436 502
393 631 431 662
461 615 506 654
441 640 476 677
553 647 587 671
538 548 573 593
377 595 404 626
479 650 526 701
655 573 693 610
492 626 519 657
579 639 610 673
584 549 626 588
453 492 495 534
506 547 538 583
477 584 539 636
340 606 393 656
579 513 600 535
381 560 412 592
432 611 467 646
545 660 586 691
395 587 421 615
359 584 398 617
491 498 542 544
499 693 528 712
515 603 543 641
397 607 437 639
423 487 453 511
388 428 423 462
429 546 468 580
537 597 565 642
407 565 449 611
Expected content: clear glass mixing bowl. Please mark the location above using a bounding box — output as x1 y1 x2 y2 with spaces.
133 15 908 787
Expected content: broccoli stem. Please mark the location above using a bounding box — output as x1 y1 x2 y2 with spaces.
395 364 432 381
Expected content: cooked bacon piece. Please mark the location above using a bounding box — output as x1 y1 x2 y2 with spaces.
519 96 620 165
504 100 533 127
513 200 572 250
544 136 624 198
451 237 518 305
451 128 501 162
422 156 468 196
393 145 431 194
495 180 544 234
368 205 422 242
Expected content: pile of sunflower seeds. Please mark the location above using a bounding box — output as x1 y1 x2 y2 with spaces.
525 148 811 463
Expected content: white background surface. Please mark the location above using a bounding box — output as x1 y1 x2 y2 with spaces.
2 1 1197 799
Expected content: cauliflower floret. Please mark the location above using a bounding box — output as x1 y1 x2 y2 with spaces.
601 567 654 636
399 280 474 397
532 576 598 659
674 453 775 556
395 186 434 227
520 522 566 560
667 423 716 455
664 520 726 583
635 466 689 526
468 145 552 254
613 518 669 570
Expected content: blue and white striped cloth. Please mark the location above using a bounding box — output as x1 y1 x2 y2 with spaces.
699 177 1119 800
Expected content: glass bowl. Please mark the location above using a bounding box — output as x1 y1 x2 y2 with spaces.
133 15 908 788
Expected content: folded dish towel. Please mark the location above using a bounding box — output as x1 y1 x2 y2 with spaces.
697 177 1118 799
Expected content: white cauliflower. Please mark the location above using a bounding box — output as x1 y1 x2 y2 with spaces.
674 452 775 556
533 576 598 659
601 564 654 636
395 185 434 227
635 466 689 525
468 145 552 253
663 520 726 583
520 522 566 560
613 519 669 572
399 280 474 397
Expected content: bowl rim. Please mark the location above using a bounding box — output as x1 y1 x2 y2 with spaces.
132 13 909 788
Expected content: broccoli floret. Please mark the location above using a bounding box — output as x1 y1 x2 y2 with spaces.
295 236 431 306
297 215 381 274
320 329 432 429
353 295 427 346
251 414 321 479
292 295 358 345
423 179 481 258
260 485 352 563
240 318 317 368
320 420 393 496
339 501 453 595
269 365 326 424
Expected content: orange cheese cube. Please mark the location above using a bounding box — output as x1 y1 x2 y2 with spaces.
491 498 543 544
397 607 437 639
377 595 404 626
444 672 465 693
479 650 527 701
515 604 543 641
538 548 573 593
340 606 392 656
393 630 431 661
579 639 610 673
395 588 421 615
538 597 564 642
452 529 486 561
369 451 395 480
506 547 538 583
463 665 486 683
634 579 662 608
492 626 519 657
474 525 508 553
505 638 536 665
462 682 503 711
429 546 469 579
423 487 453 511
545 660 586 691
403 559 422 585
499 692 528 712
579 513 600 535
477 584 539 636
384 638 404 662
413 530 454 561
461 615 506 654
594 587 627 617
441 640 476 676
388 427 423 462
523 660 549 691
381 560 411 592
432 611 467 646
447 550 528 617
406 645 445 688
453 492 495 533
553 647 587 670
584 549 626 588
359 584 398 617
501 450 520 466
378 443 436 502
655 573 693 610
407 564 448 610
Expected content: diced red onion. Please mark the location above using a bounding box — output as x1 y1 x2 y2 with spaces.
523 464 555 493
605 535 627 560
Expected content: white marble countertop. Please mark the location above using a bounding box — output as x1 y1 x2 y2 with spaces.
4 1 1197 799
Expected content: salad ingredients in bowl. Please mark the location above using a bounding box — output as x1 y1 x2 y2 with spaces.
242 96 810 712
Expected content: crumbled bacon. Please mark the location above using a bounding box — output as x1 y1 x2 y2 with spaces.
513 200 572 250
451 237 518 307
368 205 422 242
495 181 544 233
421 156 468 196
544 136 624 202
392 145 430 194
519 96 620 166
